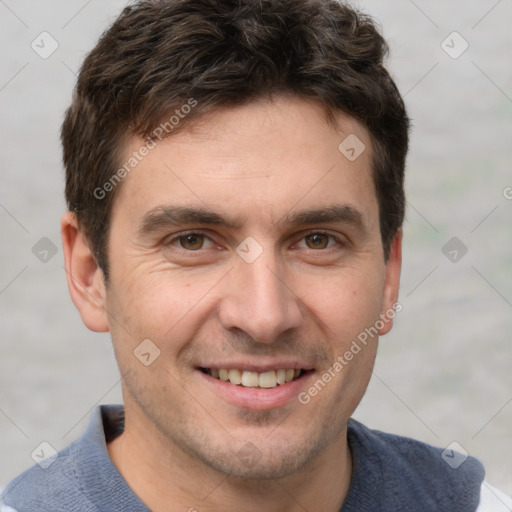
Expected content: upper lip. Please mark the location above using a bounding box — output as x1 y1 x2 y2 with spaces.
197 361 315 372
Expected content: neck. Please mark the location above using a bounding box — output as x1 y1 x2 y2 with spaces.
107 408 352 512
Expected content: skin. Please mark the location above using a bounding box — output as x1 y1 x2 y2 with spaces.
62 95 402 512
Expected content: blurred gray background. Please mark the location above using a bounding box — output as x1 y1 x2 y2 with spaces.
1 0 511 493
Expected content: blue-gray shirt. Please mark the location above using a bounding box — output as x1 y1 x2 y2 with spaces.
2 404 485 511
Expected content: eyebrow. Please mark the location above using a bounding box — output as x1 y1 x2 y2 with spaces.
138 204 367 236
280 205 366 231
138 206 243 235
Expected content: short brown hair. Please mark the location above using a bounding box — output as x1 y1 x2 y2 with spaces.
62 0 409 280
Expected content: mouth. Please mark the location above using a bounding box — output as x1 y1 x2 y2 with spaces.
199 367 309 389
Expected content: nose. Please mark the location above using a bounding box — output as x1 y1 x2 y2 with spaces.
218 251 303 344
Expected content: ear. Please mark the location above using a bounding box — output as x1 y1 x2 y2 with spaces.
61 211 109 332
378 228 402 336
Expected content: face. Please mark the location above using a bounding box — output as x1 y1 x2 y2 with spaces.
99 96 401 479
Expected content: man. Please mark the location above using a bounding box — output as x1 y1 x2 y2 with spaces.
2 0 509 510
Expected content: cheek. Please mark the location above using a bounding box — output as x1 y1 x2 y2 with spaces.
107 270 221 352
302 273 382 410
298 266 385 341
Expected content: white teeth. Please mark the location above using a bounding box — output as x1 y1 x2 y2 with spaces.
207 368 304 388
258 371 277 388
228 369 242 385
241 371 259 387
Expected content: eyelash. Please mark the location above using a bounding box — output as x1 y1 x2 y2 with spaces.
164 230 344 252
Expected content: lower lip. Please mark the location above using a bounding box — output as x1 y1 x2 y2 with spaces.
197 370 314 410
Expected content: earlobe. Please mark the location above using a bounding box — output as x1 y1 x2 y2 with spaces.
378 229 402 336
61 211 110 332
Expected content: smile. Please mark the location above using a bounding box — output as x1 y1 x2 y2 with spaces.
200 368 307 388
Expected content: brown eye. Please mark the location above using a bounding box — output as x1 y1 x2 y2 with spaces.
304 233 330 249
179 233 204 250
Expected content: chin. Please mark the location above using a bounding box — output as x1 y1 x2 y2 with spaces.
202 448 310 480
182 427 332 481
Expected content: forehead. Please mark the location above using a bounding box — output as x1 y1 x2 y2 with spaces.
111 96 377 232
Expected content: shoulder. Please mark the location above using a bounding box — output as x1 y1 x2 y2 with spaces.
0 406 115 512
0 405 140 512
346 419 486 511
0 442 85 512
348 418 484 477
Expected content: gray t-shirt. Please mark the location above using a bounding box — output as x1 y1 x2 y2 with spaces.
1 404 486 511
